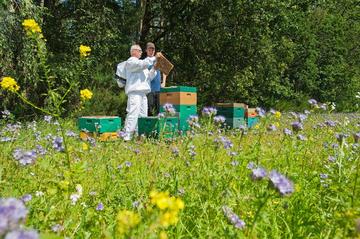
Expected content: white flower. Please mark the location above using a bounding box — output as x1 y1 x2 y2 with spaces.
76 184 83 195
70 193 81 205
35 191 44 197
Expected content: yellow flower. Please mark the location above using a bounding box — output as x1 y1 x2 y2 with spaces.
1 77 20 92
81 142 89 151
159 231 168 239
79 45 91 57
160 211 179 227
22 19 42 34
80 89 93 101
275 111 282 118
116 210 140 235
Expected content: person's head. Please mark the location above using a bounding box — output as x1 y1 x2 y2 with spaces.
146 42 155 57
130 44 142 58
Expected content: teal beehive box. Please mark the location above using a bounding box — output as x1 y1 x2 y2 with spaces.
224 118 246 129
160 86 197 93
247 117 259 128
215 103 247 118
138 117 178 138
78 116 121 133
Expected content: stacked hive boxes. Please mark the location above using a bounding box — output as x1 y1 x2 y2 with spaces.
137 117 178 139
215 103 247 129
78 116 121 141
246 108 259 128
159 86 197 133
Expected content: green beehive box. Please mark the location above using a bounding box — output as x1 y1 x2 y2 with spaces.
224 117 246 129
78 116 121 133
215 103 246 118
160 105 197 118
138 117 178 138
247 117 259 128
160 86 197 93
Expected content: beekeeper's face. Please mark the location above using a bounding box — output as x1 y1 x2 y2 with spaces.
146 47 155 57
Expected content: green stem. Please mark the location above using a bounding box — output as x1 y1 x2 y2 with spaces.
250 192 271 234
15 92 58 117
351 155 360 207
57 117 72 170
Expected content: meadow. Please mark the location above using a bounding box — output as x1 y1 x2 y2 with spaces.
1 109 360 239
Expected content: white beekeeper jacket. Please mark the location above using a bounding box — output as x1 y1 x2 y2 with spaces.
124 56 156 95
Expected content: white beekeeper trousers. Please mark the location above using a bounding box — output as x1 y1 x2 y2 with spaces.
123 91 148 140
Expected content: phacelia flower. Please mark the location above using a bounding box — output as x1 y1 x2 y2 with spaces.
80 89 93 101
0 198 28 235
1 77 19 92
291 121 303 132
13 149 37 166
222 206 245 230
214 115 226 124
96 203 104 211
202 107 217 117
4 229 39 239
79 45 91 57
268 170 294 196
52 137 64 152
283 128 292 136
251 167 267 180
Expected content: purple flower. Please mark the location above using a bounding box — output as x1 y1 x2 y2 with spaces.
231 160 239 166
308 99 317 105
331 143 339 149
335 133 349 144
222 206 245 230
328 156 336 163
297 134 306 141
13 149 37 166
124 161 132 167
202 107 217 117
44 115 52 123
325 120 336 127
251 167 267 180
320 173 328 179
220 136 233 149
319 103 327 110
1 110 11 119
214 115 226 124
0 198 28 235
35 145 46 156
66 130 77 137
52 137 64 152
157 112 165 118
291 122 303 132
269 109 276 115
267 124 277 132
1 137 13 142
256 107 266 117
132 201 140 208
4 229 39 239
163 103 176 115
171 147 179 156
268 170 294 196
247 162 255 169
298 114 307 122
96 203 104 211
283 128 292 136
20 194 32 203
51 224 64 233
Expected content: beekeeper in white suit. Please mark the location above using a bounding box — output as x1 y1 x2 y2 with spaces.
123 44 157 141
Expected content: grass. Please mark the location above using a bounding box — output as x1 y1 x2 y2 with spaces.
0 112 359 238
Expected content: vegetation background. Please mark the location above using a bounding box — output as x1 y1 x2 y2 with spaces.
1 0 359 118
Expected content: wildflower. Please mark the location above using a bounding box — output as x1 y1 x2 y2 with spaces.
96 203 104 211
1 77 20 92
79 45 91 57
13 149 37 166
4 229 39 239
80 89 93 101
268 170 294 196
158 112 165 118
251 167 267 180
267 124 277 132
171 146 179 156
1 110 11 119
22 19 41 34
159 231 168 239
308 99 317 105
220 136 233 149
297 134 306 141
319 103 327 110
283 128 292 136
275 111 281 118
202 107 217 117
70 194 81 205
0 137 13 142
291 121 303 132
51 224 64 233
132 201 140 208
124 161 132 167
328 156 336 163
222 206 245 229
20 194 32 203
52 137 64 152
162 103 176 115
325 120 336 127
65 130 77 137
231 160 239 166
335 133 349 144
247 162 255 169
0 198 28 235
298 113 307 122
116 210 140 235
214 115 226 124
256 107 266 117
187 115 200 128
35 191 44 197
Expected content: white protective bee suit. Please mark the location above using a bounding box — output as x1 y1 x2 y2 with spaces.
123 56 156 140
